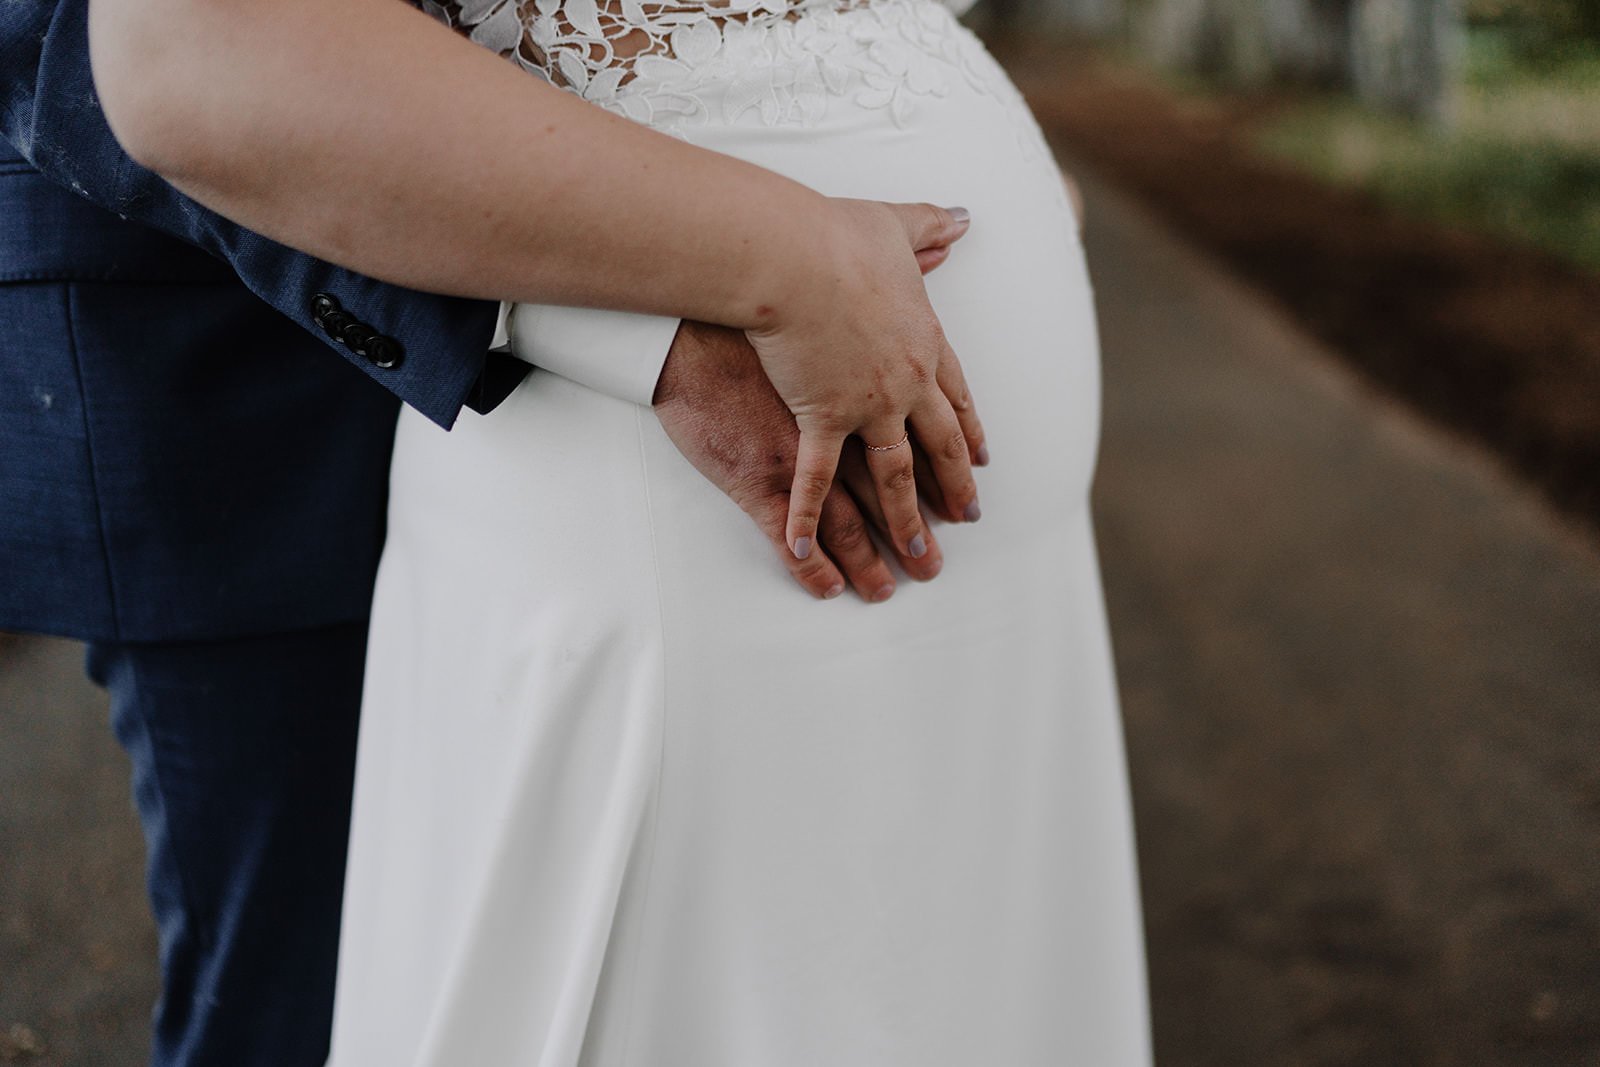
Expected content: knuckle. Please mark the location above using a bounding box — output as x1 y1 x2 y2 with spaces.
731 471 775 503
790 556 832 588
795 469 834 500
941 429 969 463
757 498 792 536
813 410 851 436
825 511 871 552
883 464 917 494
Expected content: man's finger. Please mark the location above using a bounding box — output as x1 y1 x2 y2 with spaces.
841 443 944 583
753 495 847 600
818 489 896 603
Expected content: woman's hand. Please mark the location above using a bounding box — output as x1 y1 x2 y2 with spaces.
745 198 987 561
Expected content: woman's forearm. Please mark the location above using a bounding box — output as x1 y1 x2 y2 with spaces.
87 0 826 329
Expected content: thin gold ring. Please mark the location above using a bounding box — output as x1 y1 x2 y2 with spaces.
864 430 910 453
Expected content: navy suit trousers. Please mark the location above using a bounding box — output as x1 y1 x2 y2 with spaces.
85 622 367 1067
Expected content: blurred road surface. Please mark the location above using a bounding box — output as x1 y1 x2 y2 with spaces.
2 165 1598 1066
1080 162 1600 1066
0 637 152 1066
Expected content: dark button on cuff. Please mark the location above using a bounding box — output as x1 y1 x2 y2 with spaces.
320 310 355 339
339 321 377 351
311 292 339 324
309 291 403 370
364 335 403 369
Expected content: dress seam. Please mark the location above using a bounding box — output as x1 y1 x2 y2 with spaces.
614 403 672 1067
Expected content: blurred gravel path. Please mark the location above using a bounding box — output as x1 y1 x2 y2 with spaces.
2 161 1598 1067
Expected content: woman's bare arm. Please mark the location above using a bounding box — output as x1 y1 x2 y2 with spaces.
88 0 985 554
90 0 822 324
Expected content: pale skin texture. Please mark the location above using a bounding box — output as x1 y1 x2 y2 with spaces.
86 0 987 563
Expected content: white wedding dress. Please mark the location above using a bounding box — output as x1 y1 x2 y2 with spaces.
326 0 1151 1062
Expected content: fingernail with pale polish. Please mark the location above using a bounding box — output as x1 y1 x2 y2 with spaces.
975 443 990 467
908 534 927 559
964 501 982 523
794 537 812 560
947 206 971 225
873 583 896 603
823 583 844 599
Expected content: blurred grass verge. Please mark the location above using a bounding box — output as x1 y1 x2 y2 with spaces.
994 33 1600 538
1255 31 1600 273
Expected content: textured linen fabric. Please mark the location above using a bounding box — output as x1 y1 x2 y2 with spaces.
330 4 1152 1063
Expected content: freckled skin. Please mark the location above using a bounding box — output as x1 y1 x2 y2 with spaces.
653 320 944 599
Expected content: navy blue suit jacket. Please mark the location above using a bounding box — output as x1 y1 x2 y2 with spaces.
1 0 530 641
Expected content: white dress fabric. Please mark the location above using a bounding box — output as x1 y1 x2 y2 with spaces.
327 2 1151 1063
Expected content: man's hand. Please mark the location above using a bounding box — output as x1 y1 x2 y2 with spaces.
653 321 945 602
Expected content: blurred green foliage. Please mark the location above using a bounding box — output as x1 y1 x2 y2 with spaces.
1254 24 1600 272
1467 0 1600 60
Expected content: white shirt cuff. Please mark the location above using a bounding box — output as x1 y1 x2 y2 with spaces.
503 302 682 408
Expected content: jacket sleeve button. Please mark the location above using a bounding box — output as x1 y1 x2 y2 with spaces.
364 335 403 370
339 321 377 354
319 310 355 340
311 292 340 324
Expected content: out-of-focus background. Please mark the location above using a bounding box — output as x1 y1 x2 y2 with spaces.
3 1 1598 1064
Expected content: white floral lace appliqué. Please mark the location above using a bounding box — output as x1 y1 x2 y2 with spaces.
422 0 1021 140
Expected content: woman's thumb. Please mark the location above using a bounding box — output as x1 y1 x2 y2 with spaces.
890 202 971 252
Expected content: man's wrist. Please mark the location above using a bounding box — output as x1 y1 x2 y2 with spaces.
651 319 693 407
506 304 682 407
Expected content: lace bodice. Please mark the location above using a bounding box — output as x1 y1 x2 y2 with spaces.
423 0 978 112
421 0 1054 184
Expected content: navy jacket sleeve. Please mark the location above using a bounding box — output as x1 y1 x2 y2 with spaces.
0 0 528 428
